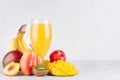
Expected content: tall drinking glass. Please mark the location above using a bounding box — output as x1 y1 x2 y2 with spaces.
30 19 52 64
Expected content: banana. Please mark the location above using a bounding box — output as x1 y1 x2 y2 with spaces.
8 24 32 53
21 33 31 51
17 32 31 53
17 32 26 53
8 36 19 51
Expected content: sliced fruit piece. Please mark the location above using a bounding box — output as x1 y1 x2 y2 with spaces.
38 58 50 66
38 57 50 66
33 64 49 76
48 60 78 76
3 62 20 76
43 59 50 66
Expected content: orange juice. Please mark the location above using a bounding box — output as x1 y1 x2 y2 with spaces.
30 23 52 57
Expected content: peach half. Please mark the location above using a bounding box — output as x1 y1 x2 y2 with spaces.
3 62 20 76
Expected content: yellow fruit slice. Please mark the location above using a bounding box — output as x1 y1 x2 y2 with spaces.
38 57 50 66
3 62 20 76
48 60 78 76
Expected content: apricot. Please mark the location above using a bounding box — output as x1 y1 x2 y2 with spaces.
3 62 20 76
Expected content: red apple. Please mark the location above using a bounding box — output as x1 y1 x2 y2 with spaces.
49 50 66 62
2 50 23 68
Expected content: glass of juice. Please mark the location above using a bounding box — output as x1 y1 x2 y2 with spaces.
30 19 52 64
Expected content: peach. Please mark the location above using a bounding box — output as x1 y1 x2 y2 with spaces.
3 62 20 76
20 52 38 75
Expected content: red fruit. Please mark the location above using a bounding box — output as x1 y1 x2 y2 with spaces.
2 50 23 68
20 52 38 75
49 50 66 62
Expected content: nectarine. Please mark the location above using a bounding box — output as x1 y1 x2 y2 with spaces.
49 50 66 62
20 52 38 75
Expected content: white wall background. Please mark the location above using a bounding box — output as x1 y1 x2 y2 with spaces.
0 0 120 61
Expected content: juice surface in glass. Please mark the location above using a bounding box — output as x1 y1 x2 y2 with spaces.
30 23 52 57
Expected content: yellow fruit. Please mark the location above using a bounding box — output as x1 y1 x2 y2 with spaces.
48 60 78 76
38 57 50 66
8 37 19 51
3 62 20 76
17 32 31 53
8 25 32 53
43 59 50 66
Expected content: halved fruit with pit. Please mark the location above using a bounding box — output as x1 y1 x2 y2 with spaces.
3 62 20 76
